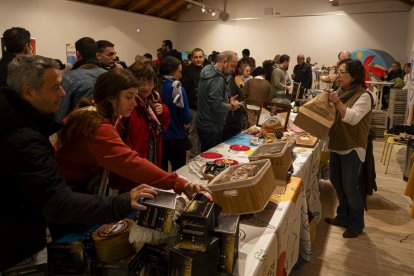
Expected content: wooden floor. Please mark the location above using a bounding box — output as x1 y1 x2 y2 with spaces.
291 140 414 276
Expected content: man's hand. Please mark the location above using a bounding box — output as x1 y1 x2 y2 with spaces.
229 95 242 110
129 184 158 210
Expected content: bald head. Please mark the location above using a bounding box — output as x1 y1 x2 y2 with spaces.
297 54 305 64
338 51 351 61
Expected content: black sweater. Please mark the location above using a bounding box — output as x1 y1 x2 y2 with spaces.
0 89 133 270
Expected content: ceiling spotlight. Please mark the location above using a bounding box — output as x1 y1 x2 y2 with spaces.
329 0 339 6
201 6 206 13
211 10 216 16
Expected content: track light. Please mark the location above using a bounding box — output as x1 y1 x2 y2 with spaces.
185 0 223 17
329 0 339 6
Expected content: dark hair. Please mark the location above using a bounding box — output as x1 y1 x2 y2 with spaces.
279 54 290 64
143 53 153 60
96 40 114 53
75 37 98 59
2 27 30 53
128 61 157 84
252 66 265 77
94 68 139 119
159 56 181 76
192 48 204 56
163 40 173 49
242 49 250 57
392 61 401 68
54 59 65 70
262 60 275 82
58 70 137 148
338 59 366 88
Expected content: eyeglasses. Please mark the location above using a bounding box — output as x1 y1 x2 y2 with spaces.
337 70 350 76
104 51 117 57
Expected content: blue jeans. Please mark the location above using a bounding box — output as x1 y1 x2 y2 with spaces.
329 150 364 231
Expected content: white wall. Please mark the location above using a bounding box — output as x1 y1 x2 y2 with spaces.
0 0 177 65
178 0 410 67
178 12 408 68
406 7 414 58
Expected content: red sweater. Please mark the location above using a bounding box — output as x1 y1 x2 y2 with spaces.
56 120 186 193
121 103 170 167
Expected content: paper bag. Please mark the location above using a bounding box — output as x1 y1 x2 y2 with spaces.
294 91 336 139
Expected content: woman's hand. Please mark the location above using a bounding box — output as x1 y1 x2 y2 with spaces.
183 181 211 199
129 184 158 210
328 91 339 104
152 103 163 116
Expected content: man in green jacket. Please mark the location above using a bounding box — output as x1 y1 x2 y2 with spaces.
196 51 242 152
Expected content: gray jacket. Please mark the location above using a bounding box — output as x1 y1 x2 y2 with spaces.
271 66 288 97
196 64 231 131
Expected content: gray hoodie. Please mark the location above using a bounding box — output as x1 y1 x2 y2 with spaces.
196 64 231 131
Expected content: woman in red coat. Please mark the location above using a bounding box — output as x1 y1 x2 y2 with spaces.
55 68 204 197
119 61 170 167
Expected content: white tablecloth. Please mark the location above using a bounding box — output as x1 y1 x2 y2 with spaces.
177 133 322 275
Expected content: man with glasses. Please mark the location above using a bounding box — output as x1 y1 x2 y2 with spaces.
96 40 123 70
0 27 32 88
55 37 106 122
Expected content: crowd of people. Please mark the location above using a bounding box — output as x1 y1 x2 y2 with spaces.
0 26 412 270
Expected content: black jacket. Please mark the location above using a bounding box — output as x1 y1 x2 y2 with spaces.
165 49 182 61
0 89 133 271
0 52 16 88
293 63 312 90
181 63 204 110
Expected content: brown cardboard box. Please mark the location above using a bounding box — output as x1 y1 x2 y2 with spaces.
293 91 335 140
294 110 332 140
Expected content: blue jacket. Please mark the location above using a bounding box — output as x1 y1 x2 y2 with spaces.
161 78 192 140
55 66 105 122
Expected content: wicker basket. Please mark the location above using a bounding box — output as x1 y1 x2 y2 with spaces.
248 141 292 191
208 159 276 215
